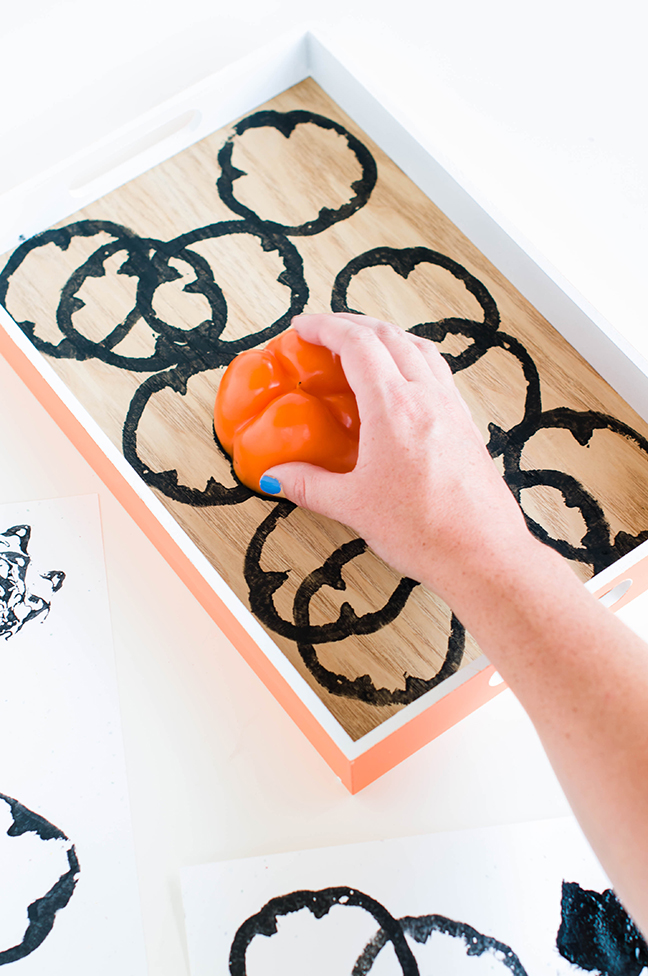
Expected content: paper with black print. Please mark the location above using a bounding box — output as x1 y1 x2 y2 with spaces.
0 495 146 973
181 816 646 976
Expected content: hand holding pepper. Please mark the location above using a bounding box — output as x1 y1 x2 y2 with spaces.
261 312 648 936
260 312 531 605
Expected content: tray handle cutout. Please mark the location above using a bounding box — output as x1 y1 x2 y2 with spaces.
597 577 633 609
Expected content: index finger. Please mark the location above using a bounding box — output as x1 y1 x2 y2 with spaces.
290 313 407 399
329 313 455 389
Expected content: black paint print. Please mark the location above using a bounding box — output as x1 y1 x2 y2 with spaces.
229 886 420 976
135 220 309 365
228 886 534 975
353 913 530 975
55 233 176 370
557 881 648 976
241 500 462 704
0 793 80 965
414 322 542 437
0 525 65 639
295 613 465 706
292 544 464 705
243 503 418 645
122 365 255 506
6 220 308 372
0 220 149 362
3 104 648 714
229 881 645 975
331 245 541 427
217 110 378 236
500 409 648 575
332 245 501 372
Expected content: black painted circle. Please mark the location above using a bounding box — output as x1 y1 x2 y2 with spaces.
217 110 378 236
500 407 648 574
229 887 419 976
410 323 543 441
136 221 309 364
354 913 530 975
295 608 466 706
0 220 151 362
0 793 80 966
135 242 228 343
243 504 423 648
122 363 254 506
331 245 500 371
56 235 185 371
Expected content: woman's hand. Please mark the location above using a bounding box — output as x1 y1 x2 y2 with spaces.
263 312 536 606
266 313 648 934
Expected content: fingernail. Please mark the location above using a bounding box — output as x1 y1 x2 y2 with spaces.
259 474 282 495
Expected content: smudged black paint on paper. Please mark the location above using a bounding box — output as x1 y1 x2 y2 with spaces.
557 881 648 976
0 793 80 965
0 524 66 640
0 793 67 842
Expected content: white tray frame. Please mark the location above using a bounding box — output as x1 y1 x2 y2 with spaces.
1 28 647 791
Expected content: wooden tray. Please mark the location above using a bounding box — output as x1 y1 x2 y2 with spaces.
2 35 648 789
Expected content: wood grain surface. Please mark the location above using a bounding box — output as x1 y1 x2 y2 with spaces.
3 78 648 740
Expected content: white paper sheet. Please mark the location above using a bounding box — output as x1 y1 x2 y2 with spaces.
181 816 646 976
0 494 147 973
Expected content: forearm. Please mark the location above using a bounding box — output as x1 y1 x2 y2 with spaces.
434 535 648 932
270 313 648 930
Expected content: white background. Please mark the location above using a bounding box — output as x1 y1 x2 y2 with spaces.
0 3 647 974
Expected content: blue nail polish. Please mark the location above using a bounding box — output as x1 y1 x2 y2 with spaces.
260 474 281 495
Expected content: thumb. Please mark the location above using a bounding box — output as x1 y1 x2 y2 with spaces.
260 461 345 518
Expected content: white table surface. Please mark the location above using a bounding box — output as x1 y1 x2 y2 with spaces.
1 3 646 973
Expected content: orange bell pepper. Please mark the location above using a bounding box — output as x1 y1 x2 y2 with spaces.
214 329 360 493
